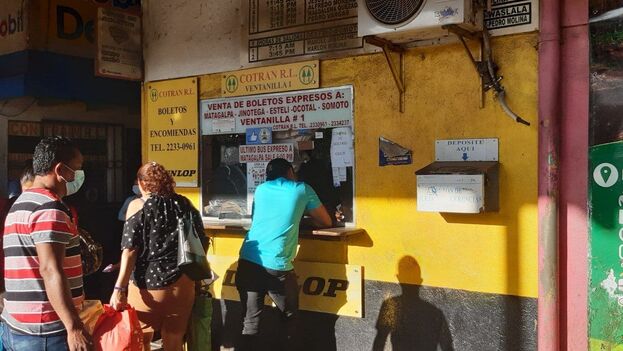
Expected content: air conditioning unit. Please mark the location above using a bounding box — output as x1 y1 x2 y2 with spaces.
358 0 483 44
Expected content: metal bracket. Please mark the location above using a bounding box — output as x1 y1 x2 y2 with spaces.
365 36 406 113
443 24 530 126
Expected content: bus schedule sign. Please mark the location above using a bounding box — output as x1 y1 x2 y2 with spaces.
145 78 199 187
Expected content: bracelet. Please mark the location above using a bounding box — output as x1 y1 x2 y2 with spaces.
114 286 128 292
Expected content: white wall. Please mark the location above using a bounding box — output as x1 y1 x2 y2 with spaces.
142 0 242 81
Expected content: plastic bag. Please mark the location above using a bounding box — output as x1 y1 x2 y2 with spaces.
79 300 105 336
185 294 212 351
93 304 143 351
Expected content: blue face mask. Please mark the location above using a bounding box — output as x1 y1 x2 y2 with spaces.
60 164 85 196
132 185 140 195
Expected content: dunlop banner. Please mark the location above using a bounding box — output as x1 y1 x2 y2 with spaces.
146 78 199 187
208 255 363 318
221 60 319 97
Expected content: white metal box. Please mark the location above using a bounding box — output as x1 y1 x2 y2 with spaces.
416 161 499 213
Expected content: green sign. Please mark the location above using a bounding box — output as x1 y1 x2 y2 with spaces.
589 140 623 349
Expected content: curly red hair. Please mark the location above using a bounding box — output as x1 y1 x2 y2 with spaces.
137 162 176 197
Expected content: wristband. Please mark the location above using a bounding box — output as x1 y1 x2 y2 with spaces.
114 286 128 292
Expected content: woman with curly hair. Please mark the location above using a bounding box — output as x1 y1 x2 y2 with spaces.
109 162 207 350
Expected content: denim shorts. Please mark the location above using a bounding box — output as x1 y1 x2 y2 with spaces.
0 321 68 351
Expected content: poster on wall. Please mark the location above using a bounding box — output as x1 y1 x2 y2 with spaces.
146 78 199 187
241 0 364 64
201 86 353 135
0 0 28 56
45 0 141 58
96 7 143 80
588 2 623 349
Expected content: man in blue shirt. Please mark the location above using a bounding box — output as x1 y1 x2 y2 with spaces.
236 158 332 350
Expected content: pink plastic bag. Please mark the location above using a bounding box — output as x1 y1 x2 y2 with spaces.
92 304 143 351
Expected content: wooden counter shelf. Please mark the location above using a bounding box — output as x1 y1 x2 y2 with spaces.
202 220 364 241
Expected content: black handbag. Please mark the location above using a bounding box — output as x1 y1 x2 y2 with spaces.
78 227 103 276
176 203 212 281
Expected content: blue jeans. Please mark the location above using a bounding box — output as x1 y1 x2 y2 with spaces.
0 322 68 351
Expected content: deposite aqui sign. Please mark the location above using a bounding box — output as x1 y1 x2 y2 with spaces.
208 255 363 318
146 78 199 187
201 86 353 135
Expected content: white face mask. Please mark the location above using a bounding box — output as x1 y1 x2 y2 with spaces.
60 164 85 196
132 185 140 195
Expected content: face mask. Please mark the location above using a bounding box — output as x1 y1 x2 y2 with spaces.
60 164 85 196
132 185 140 195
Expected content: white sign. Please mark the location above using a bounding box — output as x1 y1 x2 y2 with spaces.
486 0 539 36
330 127 354 168
435 138 498 162
246 162 267 214
201 86 353 135
239 144 294 163
417 174 485 213
96 7 142 80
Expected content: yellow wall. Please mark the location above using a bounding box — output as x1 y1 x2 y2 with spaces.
154 33 538 299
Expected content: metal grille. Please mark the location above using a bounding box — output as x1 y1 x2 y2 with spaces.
365 0 426 25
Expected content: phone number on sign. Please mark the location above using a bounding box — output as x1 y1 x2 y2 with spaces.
166 142 196 151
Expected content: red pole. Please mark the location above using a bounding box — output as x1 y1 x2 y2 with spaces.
538 0 561 348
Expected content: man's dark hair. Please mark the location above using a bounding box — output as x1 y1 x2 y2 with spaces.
266 158 293 180
32 136 79 176
20 159 35 185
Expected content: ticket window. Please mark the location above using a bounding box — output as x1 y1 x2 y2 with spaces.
200 127 355 226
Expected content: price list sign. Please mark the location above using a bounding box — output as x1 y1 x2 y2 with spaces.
244 0 363 63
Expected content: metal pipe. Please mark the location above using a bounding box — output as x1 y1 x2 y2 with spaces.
538 0 562 348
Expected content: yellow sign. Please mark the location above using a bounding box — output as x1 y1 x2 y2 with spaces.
207 255 363 318
146 77 199 187
221 60 319 97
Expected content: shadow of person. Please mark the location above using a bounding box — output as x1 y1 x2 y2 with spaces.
373 256 454 351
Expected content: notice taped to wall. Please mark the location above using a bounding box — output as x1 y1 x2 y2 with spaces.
485 0 539 36
239 143 295 163
242 0 364 64
96 7 142 80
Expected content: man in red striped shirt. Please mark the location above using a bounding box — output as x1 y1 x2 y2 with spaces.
0 136 90 351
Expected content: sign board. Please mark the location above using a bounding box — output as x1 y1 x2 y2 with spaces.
588 141 623 349
44 0 141 58
208 255 363 318
246 127 272 145
417 174 485 213
239 143 294 163
435 138 498 162
0 0 28 55
96 7 142 80
222 60 319 97
242 0 363 64
201 86 353 135
146 78 199 187
485 0 539 36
